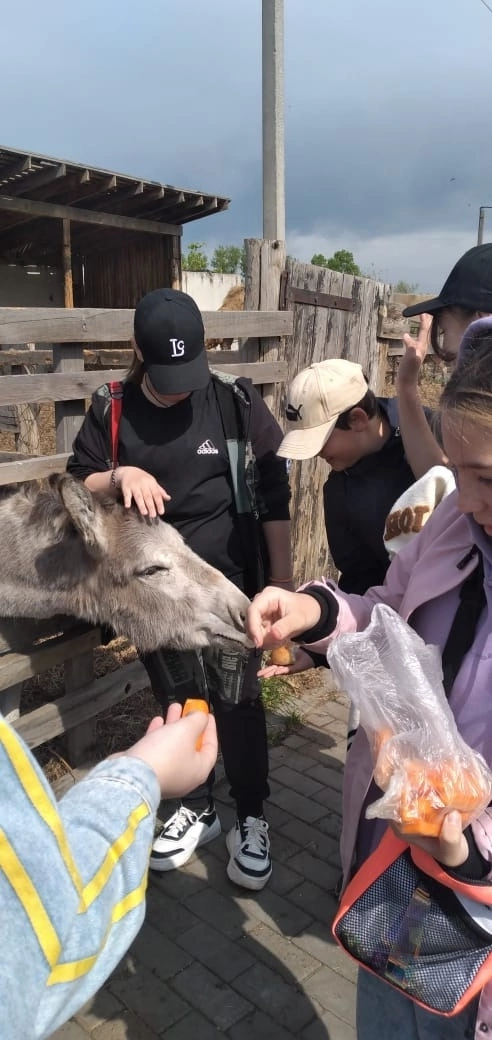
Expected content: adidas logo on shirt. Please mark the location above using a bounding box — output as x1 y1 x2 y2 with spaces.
197 439 219 455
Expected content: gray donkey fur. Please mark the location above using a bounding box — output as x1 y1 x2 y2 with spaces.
1 474 250 652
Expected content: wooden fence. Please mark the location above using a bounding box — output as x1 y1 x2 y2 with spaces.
278 257 391 584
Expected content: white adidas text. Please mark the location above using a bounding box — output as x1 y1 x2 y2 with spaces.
197 439 219 455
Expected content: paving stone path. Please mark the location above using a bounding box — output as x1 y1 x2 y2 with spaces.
50 676 357 1040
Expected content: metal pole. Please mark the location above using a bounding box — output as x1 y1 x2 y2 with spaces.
478 207 485 246
262 0 285 241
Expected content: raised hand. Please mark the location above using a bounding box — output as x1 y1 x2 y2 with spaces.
396 313 433 391
246 587 322 649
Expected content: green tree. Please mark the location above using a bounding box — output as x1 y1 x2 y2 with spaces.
211 245 243 274
311 253 329 267
310 249 361 275
182 242 209 271
394 279 420 293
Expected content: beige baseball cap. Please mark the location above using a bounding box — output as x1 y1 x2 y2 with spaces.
277 358 369 460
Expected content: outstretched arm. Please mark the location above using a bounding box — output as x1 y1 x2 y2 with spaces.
0 706 216 1040
396 314 447 478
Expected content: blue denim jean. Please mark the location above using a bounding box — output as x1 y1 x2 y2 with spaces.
356 969 478 1040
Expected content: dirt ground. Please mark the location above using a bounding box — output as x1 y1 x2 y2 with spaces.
6 361 446 780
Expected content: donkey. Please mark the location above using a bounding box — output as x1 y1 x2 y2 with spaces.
0 474 250 652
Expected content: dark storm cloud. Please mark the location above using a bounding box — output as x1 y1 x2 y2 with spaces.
1 0 491 282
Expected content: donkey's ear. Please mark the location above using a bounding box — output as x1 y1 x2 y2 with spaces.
53 474 108 559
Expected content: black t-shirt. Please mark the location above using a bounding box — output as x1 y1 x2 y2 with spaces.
68 381 246 586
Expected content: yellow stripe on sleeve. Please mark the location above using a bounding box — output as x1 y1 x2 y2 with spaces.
0 829 61 967
48 876 148 985
0 719 83 897
80 802 150 910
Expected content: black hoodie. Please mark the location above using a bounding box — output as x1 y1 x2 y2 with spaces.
323 397 424 594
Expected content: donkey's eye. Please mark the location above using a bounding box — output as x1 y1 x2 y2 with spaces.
137 565 168 578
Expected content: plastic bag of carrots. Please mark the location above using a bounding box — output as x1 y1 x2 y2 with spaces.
327 603 492 837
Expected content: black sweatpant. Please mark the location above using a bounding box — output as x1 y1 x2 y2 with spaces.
140 646 270 819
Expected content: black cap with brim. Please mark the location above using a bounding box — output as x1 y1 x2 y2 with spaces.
402 296 444 318
134 286 211 393
402 244 492 318
146 349 211 394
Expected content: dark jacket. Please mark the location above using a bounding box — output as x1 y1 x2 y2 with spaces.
323 397 419 595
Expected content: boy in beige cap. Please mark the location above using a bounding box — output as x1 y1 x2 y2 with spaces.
274 359 428 746
278 358 425 594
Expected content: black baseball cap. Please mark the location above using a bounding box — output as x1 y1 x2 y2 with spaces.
134 287 210 393
402 244 492 318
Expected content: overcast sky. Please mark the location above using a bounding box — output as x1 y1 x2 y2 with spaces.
2 0 491 290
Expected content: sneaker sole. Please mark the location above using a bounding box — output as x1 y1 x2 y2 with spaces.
226 854 272 891
149 817 221 872
226 828 272 891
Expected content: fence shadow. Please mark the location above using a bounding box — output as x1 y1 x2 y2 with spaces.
69 717 356 1039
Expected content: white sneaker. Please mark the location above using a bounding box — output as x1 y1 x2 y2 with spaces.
150 803 221 871
226 815 272 890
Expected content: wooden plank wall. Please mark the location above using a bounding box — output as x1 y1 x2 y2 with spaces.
281 259 391 585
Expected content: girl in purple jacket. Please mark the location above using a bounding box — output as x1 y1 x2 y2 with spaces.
247 326 492 1039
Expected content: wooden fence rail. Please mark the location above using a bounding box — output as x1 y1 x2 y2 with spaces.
0 307 292 344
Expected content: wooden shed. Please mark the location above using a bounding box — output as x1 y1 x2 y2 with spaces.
0 145 229 310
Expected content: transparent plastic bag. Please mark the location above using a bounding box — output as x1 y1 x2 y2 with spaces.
327 603 492 836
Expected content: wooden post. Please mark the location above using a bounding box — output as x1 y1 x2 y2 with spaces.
54 217 85 452
262 0 285 241
58 217 97 759
244 238 286 418
171 234 182 290
62 218 74 307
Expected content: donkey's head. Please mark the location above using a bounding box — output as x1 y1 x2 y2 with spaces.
14 475 251 652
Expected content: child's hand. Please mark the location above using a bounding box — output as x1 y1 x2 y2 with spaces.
396 313 432 391
124 703 217 797
392 811 469 869
258 648 316 679
247 588 321 649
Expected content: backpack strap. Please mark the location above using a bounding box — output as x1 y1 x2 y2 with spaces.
107 381 124 470
441 549 485 697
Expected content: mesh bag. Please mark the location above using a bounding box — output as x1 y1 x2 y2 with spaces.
333 829 492 1016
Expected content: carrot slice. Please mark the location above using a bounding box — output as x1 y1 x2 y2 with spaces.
182 698 209 750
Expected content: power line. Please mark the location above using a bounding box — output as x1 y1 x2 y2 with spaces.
478 0 492 15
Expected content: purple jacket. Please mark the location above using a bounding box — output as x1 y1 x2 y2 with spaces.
302 490 492 1033
303 489 492 883
303 490 492 1035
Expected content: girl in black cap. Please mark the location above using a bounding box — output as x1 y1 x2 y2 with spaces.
67 288 293 892
396 243 492 479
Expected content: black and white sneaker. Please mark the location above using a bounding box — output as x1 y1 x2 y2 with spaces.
149 803 221 871
226 815 272 890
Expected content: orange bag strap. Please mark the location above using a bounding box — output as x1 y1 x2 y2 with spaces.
107 381 123 471
411 845 492 905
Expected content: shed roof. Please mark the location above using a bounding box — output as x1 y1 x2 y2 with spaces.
0 144 229 263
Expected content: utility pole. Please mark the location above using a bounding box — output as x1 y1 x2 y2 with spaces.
262 0 285 241
477 206 492 245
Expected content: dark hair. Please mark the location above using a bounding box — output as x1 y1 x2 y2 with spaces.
334 388 379 430
440 335 492 427
126 355 144 385
430 308 477 361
